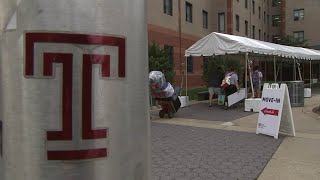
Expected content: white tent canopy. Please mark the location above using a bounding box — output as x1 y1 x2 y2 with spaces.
182 32 320 104
185 32 320 60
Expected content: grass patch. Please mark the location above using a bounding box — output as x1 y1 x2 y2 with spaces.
181 87 208 100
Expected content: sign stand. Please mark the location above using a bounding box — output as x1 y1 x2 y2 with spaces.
256 83 295 139
279 84 296 136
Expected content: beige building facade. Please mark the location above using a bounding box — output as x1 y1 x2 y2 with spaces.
282 0 320 49
281 0 320 80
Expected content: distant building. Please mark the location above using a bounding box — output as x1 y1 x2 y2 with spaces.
282 0 320 49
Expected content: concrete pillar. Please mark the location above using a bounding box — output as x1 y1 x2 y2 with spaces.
0 0 150 180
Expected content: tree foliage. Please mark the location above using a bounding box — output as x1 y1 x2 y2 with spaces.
148 42 175 82
278 35 308 47
202 55 243 86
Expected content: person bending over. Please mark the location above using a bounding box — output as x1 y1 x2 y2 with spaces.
224 67 239 107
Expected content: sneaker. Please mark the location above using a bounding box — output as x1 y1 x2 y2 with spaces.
209 104 212 107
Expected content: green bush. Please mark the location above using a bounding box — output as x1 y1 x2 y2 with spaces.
148 42 175 83
181 87 208 100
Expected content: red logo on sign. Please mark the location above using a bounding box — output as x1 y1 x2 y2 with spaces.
261 107 279 116
25 32 125 160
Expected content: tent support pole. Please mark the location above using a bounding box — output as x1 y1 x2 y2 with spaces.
273 56 276 83
245 53 248 99
310 59 312 89
297 59 302 81
185 56 188 107
293 58 296 81
248 56 255 98
280 61 283 81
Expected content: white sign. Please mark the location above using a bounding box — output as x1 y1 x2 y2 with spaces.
227 88 246 107
256 83 295 139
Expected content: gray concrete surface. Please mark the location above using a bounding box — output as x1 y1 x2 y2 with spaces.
258 93 320 180
151 123 283 180
151 86 320 180
151 102 254 122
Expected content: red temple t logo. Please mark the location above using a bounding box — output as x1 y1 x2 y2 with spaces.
25 32 125 160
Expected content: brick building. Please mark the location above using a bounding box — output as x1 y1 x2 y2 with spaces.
148 0 320 87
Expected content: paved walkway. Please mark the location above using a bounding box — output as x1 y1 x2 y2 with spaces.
162 103 254 122
152 123 283 180
151 91 320 179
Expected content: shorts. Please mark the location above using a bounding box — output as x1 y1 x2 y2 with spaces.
208 87 221 95
253 82 261 91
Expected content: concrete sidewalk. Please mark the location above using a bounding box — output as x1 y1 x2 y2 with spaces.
258 95 320 180
151 94 320 179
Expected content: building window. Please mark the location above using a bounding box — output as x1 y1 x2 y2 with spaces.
259 29 261 40
218 13 225 33
272 0 280 7
293 31 304 41
264 32 266 41
252 0 255 14
267 14 269 25
203 10 208 29
252 25 255 39
236 14 240 32
272 35 280 43
163 0 173 16
259 6 261 19
164 45 174 67
245 0 248 8
264 11 266 23
294 9 304 21
186 2 193 23
272 15 281 27
245 20 248 36
187 56 193 73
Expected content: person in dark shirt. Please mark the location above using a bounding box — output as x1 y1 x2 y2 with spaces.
208 67 224 107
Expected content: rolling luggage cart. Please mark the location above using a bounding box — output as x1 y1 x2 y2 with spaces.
151 87 181 118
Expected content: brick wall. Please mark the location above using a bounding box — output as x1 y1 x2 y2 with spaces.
148 24 205 88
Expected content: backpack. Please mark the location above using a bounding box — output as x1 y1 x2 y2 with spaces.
220 73 233 89
252 71 260 83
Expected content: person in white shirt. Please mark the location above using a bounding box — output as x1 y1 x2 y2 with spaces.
223 67 239 107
